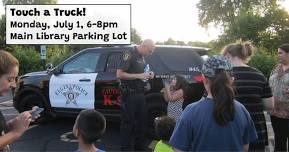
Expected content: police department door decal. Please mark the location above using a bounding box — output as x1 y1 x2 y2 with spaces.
49 74 97 109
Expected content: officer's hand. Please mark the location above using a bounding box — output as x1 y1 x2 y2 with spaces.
148 72 155 79
140 73 151 80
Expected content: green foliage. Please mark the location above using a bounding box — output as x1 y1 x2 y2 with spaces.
248 48 278 78
258 6 289 51
131 28 142 44
187 41 210 47
197 0 289 61
156 38 189 46
10 46 42 75
0 15 5 49
164 38 177 45
155 41 164 45
197 0 274 27
176 41 186 46
224 11 265 43
69 44 96 53
47 45 73 65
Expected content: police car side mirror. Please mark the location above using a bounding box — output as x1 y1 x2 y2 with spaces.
46 63 53 71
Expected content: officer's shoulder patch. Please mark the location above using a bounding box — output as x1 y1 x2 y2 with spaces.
122 51 131 61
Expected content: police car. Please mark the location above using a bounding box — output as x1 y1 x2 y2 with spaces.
13 45 207 132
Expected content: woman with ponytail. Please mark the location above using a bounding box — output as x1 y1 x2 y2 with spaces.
222 42 273 151
169 55 257 152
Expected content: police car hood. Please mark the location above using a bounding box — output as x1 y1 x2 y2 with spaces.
146 47 203 81
23 71 48 77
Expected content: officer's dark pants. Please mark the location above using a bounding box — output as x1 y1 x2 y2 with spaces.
120 92 147 151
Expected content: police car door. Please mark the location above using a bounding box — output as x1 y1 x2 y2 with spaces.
49 52 100 109
95 52 122 110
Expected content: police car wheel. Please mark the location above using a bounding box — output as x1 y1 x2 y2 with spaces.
147 101 167 139
19 94 49 123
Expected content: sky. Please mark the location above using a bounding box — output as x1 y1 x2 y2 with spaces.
1 0 289 43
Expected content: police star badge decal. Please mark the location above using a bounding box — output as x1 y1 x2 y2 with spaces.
62 87 80 106
123 52 130 61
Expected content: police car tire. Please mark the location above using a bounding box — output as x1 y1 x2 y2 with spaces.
19 94 50 123
146 99 167 138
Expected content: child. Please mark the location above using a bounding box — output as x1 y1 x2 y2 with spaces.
162 75 188 120
154 116 176 152
73 109 106 152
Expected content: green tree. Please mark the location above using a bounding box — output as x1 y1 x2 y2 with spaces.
164 38 177 45
187 41 210 47
223 11 264 43
0 15 5 49
248 47 278 78
197 0 274 27
258 6 289 51
197 0 289 53
10 45 42 75
155 41 164 45
131 28 142 44
176 41 186 46
47 45 73 65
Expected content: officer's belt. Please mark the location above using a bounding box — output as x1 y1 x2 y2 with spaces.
120 86 144 93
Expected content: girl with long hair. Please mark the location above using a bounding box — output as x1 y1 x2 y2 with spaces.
162 75 188 120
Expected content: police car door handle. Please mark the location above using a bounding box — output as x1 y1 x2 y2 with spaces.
79 79 91 82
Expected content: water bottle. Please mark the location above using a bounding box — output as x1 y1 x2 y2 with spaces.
144 64 151 90
143 64 150 82
144 64 150 73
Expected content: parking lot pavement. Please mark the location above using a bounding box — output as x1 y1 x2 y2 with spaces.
0 100 126 151
265 111 274 152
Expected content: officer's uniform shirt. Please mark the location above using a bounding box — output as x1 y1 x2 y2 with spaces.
118 47 146 92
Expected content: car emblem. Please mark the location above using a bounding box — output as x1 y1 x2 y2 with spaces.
63 87 80 106
123 52 130 61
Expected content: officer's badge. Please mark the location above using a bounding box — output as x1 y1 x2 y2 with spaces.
123 52 130 61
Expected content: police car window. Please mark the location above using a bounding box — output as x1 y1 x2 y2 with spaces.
106 53 121 72
63 52 100 74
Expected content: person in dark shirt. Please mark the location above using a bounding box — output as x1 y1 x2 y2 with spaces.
117 39 155 151
221 42 274 151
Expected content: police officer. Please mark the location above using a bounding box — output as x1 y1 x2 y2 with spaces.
117 39 155 151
